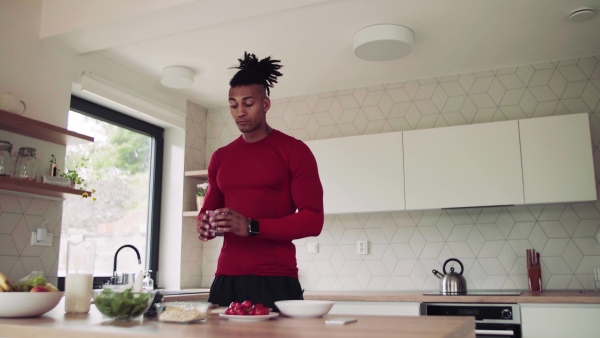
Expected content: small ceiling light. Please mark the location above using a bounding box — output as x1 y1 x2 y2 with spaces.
161 66 195 88
569 7 595 22
353 24 414 61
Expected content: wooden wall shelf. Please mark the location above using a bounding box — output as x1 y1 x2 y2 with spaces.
0 109 94 146
0 109 94 198
184 170 208 179
0 176 92 199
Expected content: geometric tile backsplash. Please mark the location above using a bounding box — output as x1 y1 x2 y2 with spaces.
0 194 62 286
185 54 600 291
2 55 599 292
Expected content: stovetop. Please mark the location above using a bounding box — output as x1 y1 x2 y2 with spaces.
423 291 522 296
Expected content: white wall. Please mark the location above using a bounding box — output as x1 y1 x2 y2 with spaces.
0 0 187 288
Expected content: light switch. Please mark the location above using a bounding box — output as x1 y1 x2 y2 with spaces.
31 231 53 246
307 242 319 254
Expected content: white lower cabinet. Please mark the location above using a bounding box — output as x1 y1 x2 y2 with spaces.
520 303 600 338
328 301 420 316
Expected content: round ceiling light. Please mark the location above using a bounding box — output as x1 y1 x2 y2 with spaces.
353 24 414 61
161 66 195 88
569 7 595 22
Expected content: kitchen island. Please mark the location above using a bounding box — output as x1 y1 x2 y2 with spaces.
0 299 474 338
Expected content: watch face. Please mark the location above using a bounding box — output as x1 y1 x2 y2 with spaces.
248 218 259 236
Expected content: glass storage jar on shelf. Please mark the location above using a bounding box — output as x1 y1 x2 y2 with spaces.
14 147 38 181
0 140 12 176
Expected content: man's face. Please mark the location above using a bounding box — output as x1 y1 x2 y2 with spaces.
229 84 270 134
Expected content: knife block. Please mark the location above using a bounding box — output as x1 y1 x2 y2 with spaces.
527 266 542 292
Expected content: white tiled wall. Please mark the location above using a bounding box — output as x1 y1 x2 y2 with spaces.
186 55 600 291
0 194 62 285
3 56 599 291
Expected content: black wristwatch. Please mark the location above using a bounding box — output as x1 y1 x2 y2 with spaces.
246 218 259 237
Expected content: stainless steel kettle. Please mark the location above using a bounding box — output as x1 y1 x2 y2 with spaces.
432 258 467 294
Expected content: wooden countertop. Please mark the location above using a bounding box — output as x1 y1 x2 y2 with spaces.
164 290 600 305
304 290 600 304
0 300 475 338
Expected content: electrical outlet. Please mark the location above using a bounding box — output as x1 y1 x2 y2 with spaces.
356 240 368 255
31 232 53 246
307 242 319 254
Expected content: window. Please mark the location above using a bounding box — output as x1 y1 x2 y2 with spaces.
58 96 163 288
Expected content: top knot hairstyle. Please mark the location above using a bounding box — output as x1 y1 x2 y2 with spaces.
229 52 283 96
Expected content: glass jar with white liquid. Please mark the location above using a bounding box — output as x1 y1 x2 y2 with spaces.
65 240 96 314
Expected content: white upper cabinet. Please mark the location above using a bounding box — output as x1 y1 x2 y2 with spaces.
305 113 596 214
305 132 405 214
519 113 596 204
403 120 524 210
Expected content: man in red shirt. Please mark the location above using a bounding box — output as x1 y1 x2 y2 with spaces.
196 52 324 310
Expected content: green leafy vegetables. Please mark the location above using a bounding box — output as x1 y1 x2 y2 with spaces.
11 275 47 292
94 288 153 320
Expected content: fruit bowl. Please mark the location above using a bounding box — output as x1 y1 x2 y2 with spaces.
93 288 156 321
274 300 334 318
0 292 64 317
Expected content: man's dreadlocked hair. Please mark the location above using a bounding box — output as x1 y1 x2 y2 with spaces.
229 52 283 97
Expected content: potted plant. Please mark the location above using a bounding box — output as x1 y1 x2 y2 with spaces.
60 157 89 190
196 183 208 210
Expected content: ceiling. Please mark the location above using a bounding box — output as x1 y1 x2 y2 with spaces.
42 0 600 109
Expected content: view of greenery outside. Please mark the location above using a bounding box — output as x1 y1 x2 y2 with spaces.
58 111 152 277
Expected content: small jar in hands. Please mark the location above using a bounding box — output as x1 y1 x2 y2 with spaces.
205 210 224 237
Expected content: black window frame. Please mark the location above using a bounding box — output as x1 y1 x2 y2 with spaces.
58 95 164 289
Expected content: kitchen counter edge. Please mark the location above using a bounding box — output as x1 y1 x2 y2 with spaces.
165 290 600 304
303 290 600 304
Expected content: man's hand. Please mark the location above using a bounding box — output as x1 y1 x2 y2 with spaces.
196 212 216 241
210 208 249 237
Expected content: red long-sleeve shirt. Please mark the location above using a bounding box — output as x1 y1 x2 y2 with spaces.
199 130 324 278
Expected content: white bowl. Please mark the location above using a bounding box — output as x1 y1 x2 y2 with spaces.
0 292 64 317
274 300 334 318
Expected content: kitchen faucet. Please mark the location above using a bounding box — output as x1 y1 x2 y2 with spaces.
112 244 141 284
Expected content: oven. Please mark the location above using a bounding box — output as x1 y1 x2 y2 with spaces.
420 303 521 337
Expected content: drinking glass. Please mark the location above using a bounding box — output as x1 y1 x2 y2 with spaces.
206 210 223 237
65 240 96 313
594 268 600 292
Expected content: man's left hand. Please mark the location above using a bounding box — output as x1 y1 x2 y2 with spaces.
210 208 249 237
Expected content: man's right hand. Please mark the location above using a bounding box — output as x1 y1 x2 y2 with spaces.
197 213 215 241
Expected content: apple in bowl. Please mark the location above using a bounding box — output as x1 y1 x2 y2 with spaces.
30 286 49 292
